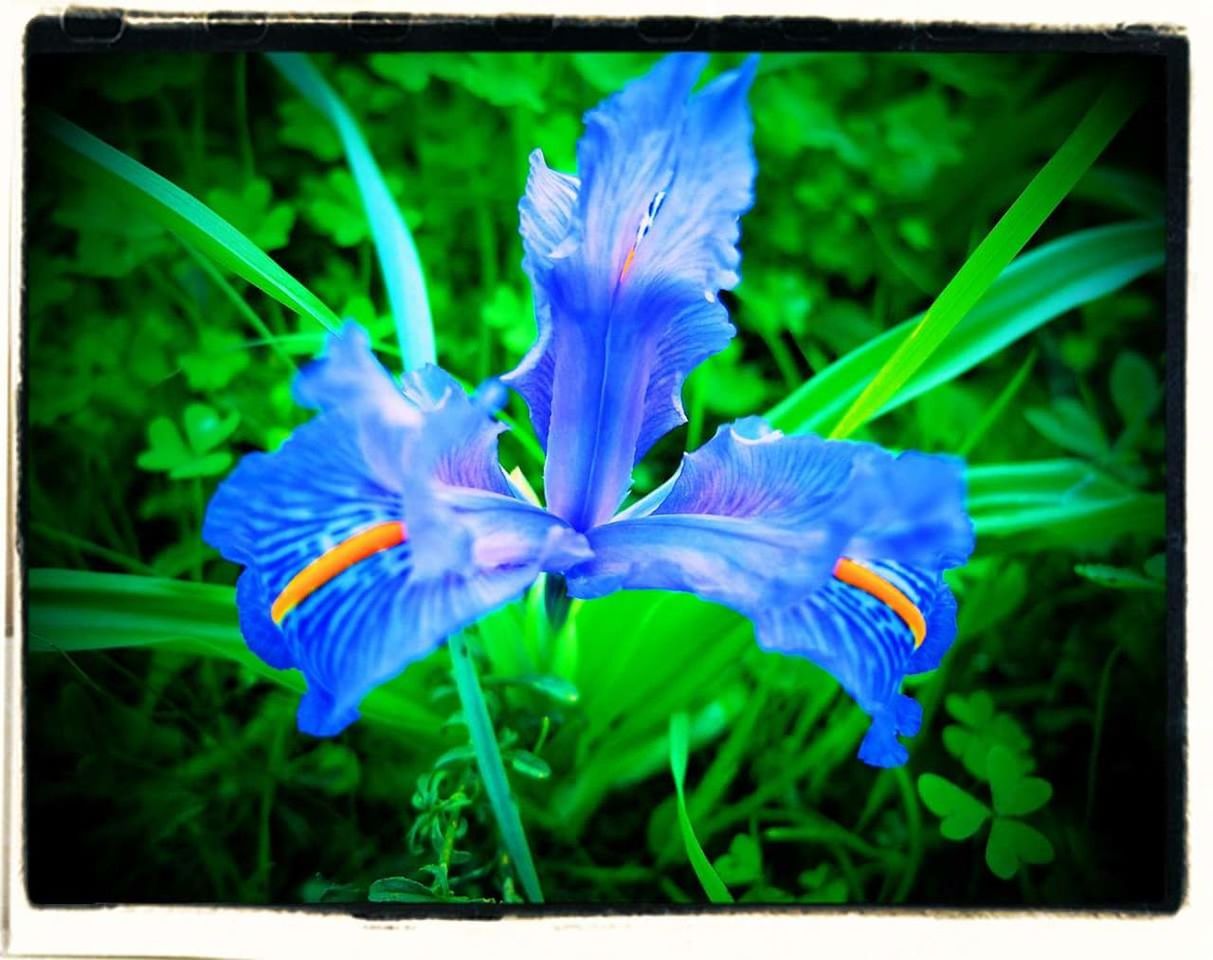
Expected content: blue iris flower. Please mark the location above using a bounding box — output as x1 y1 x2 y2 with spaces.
204 54 975 767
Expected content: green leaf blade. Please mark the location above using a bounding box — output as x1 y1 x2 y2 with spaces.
37 112 339 333
669 713 734 903
267 53 436 369
823 79 1145 440
767 221 1163 437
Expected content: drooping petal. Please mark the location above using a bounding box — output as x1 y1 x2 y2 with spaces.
565 418 975 766
504 54 758 530
754 561 961 767
204 324 589 735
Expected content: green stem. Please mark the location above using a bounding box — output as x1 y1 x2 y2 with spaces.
447 631 544 903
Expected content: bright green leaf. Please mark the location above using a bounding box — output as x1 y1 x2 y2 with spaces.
828 80 1143 438
182 404 240 454
986 818 1055 879
917 773 991 840
509 750 552 780
768 222 1163 436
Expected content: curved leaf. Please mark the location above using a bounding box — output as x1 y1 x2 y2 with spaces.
669 712 734 903
37 112 339 333
267 53 435 369
828 80 1144 438
26 568 442 738
768 220 1163 436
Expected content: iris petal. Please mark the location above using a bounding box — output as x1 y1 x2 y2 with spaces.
504 54 757 530
754 561 960 767
564 418 975 766
204 323 589 735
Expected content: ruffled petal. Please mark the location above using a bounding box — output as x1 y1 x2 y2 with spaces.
565 418 869 608
204 324 589 735
754 561 960 767
504 54 757 530
565 418 975 766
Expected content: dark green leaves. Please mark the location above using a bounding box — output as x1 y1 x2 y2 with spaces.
829 79 1143 438
37 112 339 332
1110 350 1162 429
985 819 1054 880
920 700 1056 881
987 746 1052 818
712 834 764 887
767 221 1164 436
942 691 1031 779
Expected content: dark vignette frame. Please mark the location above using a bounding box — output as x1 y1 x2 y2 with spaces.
18 11 1189 921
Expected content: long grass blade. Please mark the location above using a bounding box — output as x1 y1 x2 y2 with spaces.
448 631 544 903
967 460 1163 544
668 713 734 903
26 568 444 737
767 221 1162 436
827 80 1144 439
267 53 436 369
37 112 339 333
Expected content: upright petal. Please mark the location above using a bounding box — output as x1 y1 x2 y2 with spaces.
204 324 589 735
565 419 975 766
504 54 758 530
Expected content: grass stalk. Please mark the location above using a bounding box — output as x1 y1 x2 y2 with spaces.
447 631 544 903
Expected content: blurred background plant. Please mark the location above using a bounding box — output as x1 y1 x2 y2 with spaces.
25 50 1172 907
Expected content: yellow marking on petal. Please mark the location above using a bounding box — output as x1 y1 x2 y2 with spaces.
832 556 927 648
270 521 407 625
619 246 637 282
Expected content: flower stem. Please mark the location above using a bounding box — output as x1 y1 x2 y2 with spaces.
447 631 544 903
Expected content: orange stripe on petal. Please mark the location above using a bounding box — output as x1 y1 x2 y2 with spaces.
270 521 408 625
832 557 927 648
619 246 637 282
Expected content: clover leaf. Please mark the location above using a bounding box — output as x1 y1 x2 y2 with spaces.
987 745 1052 817
137 404 240 479
180 329 252 391
921 744 1055 882
301 170 371 247
943 691 1032 779
917 773 991 840
712 833 764 887
277 98 343 161
985 818 1055 880
1024 396 1110 461
796 863 848 903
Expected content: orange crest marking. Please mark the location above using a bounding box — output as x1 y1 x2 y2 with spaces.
619 246 637 282
832 557 927 648
270 521 408 625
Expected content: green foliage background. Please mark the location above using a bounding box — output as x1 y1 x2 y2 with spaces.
25 51 1173 907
